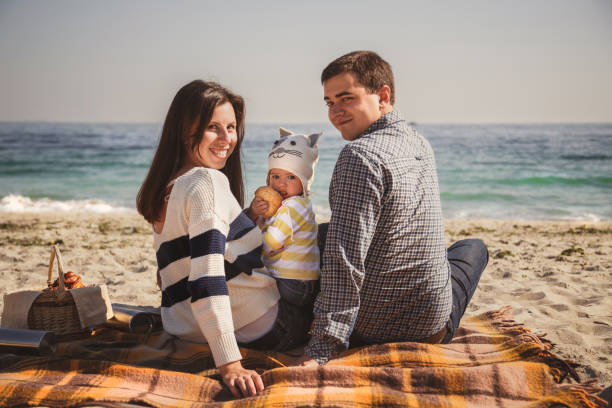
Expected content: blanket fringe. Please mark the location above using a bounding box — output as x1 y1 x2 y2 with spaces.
541 351 580 383
486 306 535 338
553 382 607 408
486 306 543 348
485 307 582 383
526 382 607 408
486 305 516 322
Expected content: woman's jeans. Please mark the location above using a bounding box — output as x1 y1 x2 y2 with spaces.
317 223 488 344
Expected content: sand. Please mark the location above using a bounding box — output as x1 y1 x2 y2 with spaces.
0 212 610 387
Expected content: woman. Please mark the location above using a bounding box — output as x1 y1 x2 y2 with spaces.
137 80 310 398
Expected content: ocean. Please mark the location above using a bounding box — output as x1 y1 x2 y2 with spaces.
1 121 610 221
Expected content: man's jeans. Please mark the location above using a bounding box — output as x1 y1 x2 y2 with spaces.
316 223 488 344
441 238 488 343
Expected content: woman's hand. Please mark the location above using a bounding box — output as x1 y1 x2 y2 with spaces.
248 196 269 221
218 360 264 398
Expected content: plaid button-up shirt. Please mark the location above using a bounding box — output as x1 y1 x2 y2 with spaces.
305 111 452 364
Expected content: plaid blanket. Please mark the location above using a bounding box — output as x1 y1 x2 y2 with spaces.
0 307 605 407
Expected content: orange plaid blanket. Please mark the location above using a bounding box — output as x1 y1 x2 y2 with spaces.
0 307 605 407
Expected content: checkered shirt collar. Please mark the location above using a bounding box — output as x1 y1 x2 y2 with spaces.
361 110 404 137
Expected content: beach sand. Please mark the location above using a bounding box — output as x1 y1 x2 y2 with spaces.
0 212 610 386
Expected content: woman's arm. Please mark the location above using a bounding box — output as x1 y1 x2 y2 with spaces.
185 172 243 366
186 169 266 397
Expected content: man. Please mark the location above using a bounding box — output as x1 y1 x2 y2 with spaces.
299 51 489 366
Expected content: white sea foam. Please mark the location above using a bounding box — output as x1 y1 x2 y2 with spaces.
0 194 136 214
445 205 606 221
313 203 331 220
560 213 602 222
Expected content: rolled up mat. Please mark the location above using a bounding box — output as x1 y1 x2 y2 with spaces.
105 304 162 334
0 328 57 356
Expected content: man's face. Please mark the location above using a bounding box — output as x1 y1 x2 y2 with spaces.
323 72 382 141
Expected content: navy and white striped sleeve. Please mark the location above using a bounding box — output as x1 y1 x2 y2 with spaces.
224 210 264 280
185 177 242 367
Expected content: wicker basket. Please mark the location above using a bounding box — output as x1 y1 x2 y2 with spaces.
27 245 88 337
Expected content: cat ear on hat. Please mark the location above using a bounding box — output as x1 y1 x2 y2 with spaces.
308 133 322 148
279 127 294 138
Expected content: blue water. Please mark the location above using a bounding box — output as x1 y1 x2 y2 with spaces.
1 121 611 220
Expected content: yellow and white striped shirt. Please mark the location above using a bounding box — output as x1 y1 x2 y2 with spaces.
261 196 320 280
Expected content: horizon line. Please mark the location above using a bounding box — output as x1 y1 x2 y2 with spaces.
1 119 611 126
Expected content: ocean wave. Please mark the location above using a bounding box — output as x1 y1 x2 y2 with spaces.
0 194 135 213
446 208 604 222
560 154 612 161
499 176 612 186
441 192 518 201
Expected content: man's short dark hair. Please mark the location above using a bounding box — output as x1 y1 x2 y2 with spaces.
321 50 395 105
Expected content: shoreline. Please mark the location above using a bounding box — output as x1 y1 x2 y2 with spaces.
2 194 611 223
0 212 610 385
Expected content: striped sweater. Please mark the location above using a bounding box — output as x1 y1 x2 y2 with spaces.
153 167 279 367
261 196 320 280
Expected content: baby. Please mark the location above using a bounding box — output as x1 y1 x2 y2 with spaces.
248 128 321 307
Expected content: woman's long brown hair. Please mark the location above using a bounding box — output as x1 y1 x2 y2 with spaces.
136 80 245 224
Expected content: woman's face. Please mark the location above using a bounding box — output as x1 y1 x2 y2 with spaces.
187 102 238 169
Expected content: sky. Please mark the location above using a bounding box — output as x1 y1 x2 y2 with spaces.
0 0 611 124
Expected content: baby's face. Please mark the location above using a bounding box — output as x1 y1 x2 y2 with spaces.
269 168 303 199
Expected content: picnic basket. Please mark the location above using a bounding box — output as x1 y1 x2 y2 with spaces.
27 245 89 336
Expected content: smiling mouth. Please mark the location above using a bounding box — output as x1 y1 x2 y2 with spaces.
336 118 352 127
210 148 229 159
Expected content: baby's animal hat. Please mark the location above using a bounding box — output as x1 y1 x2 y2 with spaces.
268 128 321 195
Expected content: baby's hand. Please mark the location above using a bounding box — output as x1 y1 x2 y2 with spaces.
248 196 269 220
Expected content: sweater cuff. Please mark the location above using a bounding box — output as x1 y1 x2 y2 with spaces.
208 332 243 368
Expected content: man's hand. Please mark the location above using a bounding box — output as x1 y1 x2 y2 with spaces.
291 355 319 367
218 360 264 398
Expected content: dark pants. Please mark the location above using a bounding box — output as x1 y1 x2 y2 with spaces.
317 223 488 344
441 238 488 343
276 278 320 307
238 298 312 351
239 255 320 351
